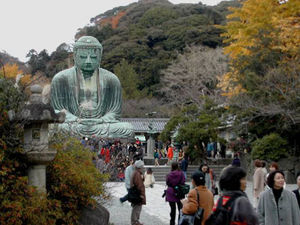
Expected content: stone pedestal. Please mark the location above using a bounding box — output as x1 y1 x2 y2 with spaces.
28 165 47 193
146 135 155 158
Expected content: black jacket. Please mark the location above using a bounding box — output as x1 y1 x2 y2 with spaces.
292 189 300 209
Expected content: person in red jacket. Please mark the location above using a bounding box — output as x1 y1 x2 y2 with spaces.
105 147 110 164
167 145 174 165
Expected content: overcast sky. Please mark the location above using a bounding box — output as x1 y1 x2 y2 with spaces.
0 0 226 62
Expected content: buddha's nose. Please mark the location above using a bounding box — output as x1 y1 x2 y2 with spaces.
85 55 92 64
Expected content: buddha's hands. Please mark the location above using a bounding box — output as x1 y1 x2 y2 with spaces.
60 109 78 122
78 118 104 125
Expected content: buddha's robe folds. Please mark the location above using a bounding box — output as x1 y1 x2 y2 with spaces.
51 67 133 138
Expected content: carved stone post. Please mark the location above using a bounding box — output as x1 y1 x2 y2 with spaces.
14 85 65 193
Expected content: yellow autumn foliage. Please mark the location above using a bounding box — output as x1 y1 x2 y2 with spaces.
0 63 31 86
219 0 300 97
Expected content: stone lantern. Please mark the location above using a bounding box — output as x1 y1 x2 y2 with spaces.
11 85 65 193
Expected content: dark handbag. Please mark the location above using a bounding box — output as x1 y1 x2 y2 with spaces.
174 184 190 199
194 189 204 224
128 186 141 204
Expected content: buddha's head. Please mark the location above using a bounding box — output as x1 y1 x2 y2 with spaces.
73 36 103 78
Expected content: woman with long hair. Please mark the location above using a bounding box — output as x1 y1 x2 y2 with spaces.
166 162 185 225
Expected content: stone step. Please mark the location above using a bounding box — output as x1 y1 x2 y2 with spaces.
145 164 227 181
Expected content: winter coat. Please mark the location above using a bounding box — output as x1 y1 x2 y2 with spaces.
204 173 212 191
124 165 134 189
166 170 185 202
180 158 188 172
215 190 259 225
292 189 300 209
182 185 214 225
257 188 300 225
131 169 146 205
144 172 155 188
253 168 265 198
167 147 174 160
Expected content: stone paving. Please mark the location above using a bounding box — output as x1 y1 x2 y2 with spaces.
102 181 298 225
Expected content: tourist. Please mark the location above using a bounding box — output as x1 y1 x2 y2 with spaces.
207 166 258 225
96 155 105 173
267 162 279 175
206 139 214 158
178 149 184 163
154 149 160 166
130 160 146 225
166 162 185 225
292 172 300 209
261 161 268 177
266 162 286 189
293 172 300 210
180 154 188 180
120 159 135 203
181 171 214 225
167 145 174 165
257 170 300 225
253 159 265 208
199 164 214 192
231 153 241 167
117 167 125 182
105 147 110 164
144 168 155 188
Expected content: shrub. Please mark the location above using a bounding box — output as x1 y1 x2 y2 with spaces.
47 135 109 224
251 133 288 161
0 77 109 224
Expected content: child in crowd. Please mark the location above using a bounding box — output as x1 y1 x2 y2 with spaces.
144 168 155 188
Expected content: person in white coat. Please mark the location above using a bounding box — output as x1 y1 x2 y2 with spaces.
257 170 300 225
144 168 155 188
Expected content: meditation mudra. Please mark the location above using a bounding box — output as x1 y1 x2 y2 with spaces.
51 36 133 137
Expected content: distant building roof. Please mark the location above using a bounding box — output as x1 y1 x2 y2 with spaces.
120 118 169 133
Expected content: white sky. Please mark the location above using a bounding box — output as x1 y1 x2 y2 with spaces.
0 0 226 62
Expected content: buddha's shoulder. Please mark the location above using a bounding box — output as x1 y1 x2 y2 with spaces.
52 67 76 81
100 68 120 82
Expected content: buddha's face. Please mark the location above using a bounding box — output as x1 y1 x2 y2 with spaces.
75 48 101 75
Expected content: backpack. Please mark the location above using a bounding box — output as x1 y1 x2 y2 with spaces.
174 184 190 199
205 194 240 225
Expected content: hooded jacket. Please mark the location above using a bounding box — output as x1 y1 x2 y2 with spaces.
166 170 185 202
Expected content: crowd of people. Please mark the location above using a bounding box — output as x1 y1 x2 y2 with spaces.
83 137 300 225
118 159 300 225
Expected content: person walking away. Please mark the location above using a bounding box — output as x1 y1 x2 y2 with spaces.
253 159 265 209
261 161 268 182
231 153 241 167
257 170 300 225
166 162 185 225
181 171 214 225
167 145 174 165
180 155 189 180
199 164 214 192
96 155 105 173
206 140 214 158
144 168 155 188
130 160 146 225
206 166 258 225
292 172 300 209
178 149 184 163
154 149 160 166
105 147 110 164
120 159 135 203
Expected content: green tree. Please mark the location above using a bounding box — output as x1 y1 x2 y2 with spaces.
160 99 222 160
113 59 142 99
251 133 288 161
